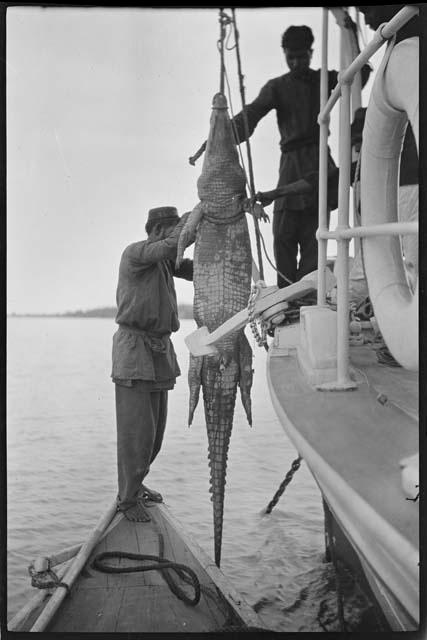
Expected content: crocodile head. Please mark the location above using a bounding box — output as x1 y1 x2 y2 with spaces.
197 93 246 219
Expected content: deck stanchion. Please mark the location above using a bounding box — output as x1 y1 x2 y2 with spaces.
317 8 329 306
336 79 352 386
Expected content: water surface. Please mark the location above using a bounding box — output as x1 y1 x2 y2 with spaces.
7 317 376 631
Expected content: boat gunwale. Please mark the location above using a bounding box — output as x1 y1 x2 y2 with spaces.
266 346 419 625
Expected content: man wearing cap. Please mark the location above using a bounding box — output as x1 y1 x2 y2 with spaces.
228 23 371 288
112 206 193 522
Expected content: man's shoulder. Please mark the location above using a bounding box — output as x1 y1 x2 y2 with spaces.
120 240 150 266
266 73 288 85
122 239 146 255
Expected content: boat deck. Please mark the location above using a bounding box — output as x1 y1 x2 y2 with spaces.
20 503 262 633
268 340 418 549
267 332 419 627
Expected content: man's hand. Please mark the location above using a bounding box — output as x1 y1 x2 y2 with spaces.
241 195 269 222
256 191 275 207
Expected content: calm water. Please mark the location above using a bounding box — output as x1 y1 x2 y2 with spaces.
7 317 374 631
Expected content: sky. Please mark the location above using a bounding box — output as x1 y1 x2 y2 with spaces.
7 6 378 314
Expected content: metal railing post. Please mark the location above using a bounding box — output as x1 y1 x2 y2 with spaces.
317 8 329 305
336 78 352 385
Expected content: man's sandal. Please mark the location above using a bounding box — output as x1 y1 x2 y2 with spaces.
140 484 163 503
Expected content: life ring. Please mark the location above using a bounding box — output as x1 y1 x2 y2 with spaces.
361 36 418 371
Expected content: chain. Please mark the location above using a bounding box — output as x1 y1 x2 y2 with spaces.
247 283 268 348
265 456 302 514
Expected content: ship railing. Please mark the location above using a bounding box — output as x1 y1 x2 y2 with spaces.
316 5 419 387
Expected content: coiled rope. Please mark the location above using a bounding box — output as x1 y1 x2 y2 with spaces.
28 560 71 594
247 282 268 349
92 533 201 607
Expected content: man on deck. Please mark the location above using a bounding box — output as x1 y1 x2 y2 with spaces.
230 23 371 287
112 206 193 522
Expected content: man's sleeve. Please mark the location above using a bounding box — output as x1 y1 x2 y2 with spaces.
231 80 276 143
127 213 191 267
328 66 371 92
171 258 193 281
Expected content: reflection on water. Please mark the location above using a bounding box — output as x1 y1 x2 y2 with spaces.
7 317 377 631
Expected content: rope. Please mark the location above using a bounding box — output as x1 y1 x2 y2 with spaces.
218 9 229 95
92 533 201 607
231 8 265 282
247 283 268 350
257 224 294 286
28 561 71 594
265 456 302 514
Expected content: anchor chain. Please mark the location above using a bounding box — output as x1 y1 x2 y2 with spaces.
265 455 302 514
247 283 268 349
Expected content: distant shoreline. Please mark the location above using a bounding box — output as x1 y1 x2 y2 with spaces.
8 304 194 320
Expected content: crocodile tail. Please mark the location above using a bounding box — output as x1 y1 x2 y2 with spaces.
207 420 232 567
188 353 203 426
202 353 239 566
238 331 253 426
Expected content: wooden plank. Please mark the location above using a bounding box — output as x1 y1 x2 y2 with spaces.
144 508 234 628
159 510 216 581
114 586 225 633
103 516 148 588
48 587 124 633
157 504 264 629
48 584 231 633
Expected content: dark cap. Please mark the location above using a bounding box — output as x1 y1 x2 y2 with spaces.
282 25 314 50
146 206 180 226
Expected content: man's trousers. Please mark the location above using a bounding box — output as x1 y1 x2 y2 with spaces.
115 383 168 511
273 207 320 288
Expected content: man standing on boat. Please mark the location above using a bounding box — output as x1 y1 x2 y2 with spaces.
228 23 371 288
112 207 193 522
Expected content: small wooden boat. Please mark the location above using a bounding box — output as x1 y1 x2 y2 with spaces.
9 501 265 633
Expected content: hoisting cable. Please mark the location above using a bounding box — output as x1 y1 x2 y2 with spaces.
265 455 302 514
188 9 229 166
218 8 227 94
92 532 201 606
223 54 293 291
231 8 265 283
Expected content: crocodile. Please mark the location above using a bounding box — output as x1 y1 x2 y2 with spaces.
177 92 253 567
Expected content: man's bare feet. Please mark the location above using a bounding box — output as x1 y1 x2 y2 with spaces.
123 503 151 522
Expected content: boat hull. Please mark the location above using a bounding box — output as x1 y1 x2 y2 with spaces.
266 327 419 631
